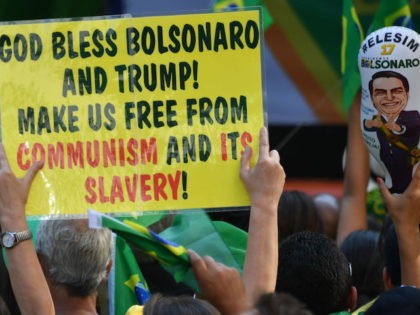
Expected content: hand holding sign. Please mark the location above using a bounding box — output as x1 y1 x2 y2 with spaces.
240 127 285 209
0 143 43 227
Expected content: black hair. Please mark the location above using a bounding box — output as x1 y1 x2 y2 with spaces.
368 70 410 96
340 230 384 307
143 294 220 315
255 292 313 315
276 231 352 315
383 224 401 286
278 191 323 242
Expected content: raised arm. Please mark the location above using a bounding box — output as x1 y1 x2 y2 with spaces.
378 168 420 287
337 101 370 245
0 144 54 315
189 128 284 313
240 127 285 303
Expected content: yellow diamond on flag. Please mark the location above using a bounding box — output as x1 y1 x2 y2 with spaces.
124 274 140 292
213 0 244 11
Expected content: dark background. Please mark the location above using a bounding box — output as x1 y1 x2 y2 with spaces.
269 125 347 179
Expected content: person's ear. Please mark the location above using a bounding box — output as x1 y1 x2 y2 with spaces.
382 267 394 290
105 259 113 278
347 286 358 311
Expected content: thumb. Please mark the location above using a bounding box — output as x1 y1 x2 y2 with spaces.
23 160 44 189
377 177 393 206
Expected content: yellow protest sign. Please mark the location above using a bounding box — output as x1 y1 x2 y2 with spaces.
0 10 264 216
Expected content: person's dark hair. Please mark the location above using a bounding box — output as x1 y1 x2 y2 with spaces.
368 70 410 96
255 292 313 315
278 191 323 242
313 193 339 240
340 230 384 307
143 294 220 315
276 231 352 315
382 223 401 287
367 215 382 232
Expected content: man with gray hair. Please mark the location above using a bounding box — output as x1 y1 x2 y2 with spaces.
36 219 112 315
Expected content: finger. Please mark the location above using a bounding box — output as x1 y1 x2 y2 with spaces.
401 165 420 200
203 255 223 272
240 146 251 174
410 164 420 185
188 250 208 275
23 160 44 189
203 255 216 265
188 249 201 263
258 127 269 162
377 177 393 207
0 143 11 171
269 149 280 163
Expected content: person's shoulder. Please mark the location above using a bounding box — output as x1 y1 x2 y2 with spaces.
400 110 420 118
350 297 377 315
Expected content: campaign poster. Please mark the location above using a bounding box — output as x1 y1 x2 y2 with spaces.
358 26 420 194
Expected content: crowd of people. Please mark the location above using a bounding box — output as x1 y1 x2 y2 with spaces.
0 125 419 315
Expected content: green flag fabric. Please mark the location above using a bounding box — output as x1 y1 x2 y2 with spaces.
111 234 151 315
211 0 273 30
341 0 364 111
159 210 246 289
159 211 244 270
368 0 413 34
116 212 166 229
212 220 247 267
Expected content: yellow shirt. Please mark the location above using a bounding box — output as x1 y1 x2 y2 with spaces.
125 305 143 315
351 298 377 315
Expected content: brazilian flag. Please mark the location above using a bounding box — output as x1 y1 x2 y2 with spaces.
111 235 150 315
341 0 364 111
368 0 414 34
341 0 414 111
212 0 273 30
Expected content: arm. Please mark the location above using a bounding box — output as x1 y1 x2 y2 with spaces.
378 169 420 287
240 127 285 303
189 128 284 313
364 114 383 130
337 101 370 245
0 144 54 315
